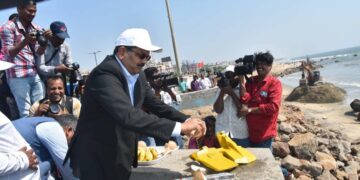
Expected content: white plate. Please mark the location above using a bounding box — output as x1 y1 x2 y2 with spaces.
138 146 179 166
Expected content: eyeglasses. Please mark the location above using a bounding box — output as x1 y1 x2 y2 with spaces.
125 46 151 61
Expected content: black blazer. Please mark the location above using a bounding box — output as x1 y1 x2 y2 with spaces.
65 55 188 179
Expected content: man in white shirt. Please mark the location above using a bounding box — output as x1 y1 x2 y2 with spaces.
0 58 40 180
213 68 249 147
199 73 212 89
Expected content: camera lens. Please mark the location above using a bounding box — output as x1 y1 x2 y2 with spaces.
49 104 61 114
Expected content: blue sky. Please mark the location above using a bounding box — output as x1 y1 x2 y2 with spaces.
1 0 360 70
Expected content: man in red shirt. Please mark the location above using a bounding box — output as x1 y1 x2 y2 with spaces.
239 51 282 148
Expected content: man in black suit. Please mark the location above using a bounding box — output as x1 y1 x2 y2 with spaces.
65 28 206 180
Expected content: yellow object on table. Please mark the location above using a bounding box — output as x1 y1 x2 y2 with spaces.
217 132 257 164
190 132 257 172
191 147 238 172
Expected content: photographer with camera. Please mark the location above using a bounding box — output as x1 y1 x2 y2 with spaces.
0 0 47 117
238 51 282 149
29 75 81 119
213 66 249 147
144 67 181 105
36 21 73 82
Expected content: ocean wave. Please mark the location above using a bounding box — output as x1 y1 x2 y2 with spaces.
333 81 360 88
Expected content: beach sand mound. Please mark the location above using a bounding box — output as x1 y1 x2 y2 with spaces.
285 82 346 103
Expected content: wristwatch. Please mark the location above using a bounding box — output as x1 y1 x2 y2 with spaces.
247 108 252 114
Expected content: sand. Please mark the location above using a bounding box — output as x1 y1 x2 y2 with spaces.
282 84 360 141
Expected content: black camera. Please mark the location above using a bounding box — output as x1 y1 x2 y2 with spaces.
153 72 179 88
216 72 230 88
39 98 61 114
30 30 47 47
67 63 82 83
49 103 61 114
234 55 256 75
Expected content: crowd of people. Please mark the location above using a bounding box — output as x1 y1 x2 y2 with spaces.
0 1 287 180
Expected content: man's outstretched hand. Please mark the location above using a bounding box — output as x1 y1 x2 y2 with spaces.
181 118 206 140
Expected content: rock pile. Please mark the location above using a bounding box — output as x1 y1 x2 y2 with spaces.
285 82 346 103
275 104 360 179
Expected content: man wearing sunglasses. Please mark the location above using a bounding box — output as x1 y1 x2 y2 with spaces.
65 28 206 179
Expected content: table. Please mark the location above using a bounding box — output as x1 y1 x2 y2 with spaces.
130 148 284 180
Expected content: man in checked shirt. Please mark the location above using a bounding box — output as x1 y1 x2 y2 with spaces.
0 0 47 117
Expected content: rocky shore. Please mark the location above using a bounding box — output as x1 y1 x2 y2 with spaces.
180 60 360 179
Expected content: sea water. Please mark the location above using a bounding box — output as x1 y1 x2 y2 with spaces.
280 55 360 104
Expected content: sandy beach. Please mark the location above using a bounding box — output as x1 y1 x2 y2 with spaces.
282 84 360 141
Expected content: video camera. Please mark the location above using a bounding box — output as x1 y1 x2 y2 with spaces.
216 54 256 88
30 30 47 47
234 55 256 76
153 72 179 88
216 72 230 88
67 62 82 83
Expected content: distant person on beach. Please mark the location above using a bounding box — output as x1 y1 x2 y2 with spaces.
191 74 201 91
36 21 73 83
65 28 206 179
188 115 219 149
239 51 282 149
214 66 249 147
29 75 81 119
301 61 320 86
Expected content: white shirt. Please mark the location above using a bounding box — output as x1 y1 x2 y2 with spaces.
160 88 182 105
36 42 73 77
0 112 40 180
199 77 212 89
215 88 249 139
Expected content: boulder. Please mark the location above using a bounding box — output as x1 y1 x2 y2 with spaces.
297 175 312 180
315 151 337 171
300 160 323 177
334 169 348 180
272 141 290 158
315 170 337 180
288 133 317 160
285 82 346 103
281 155 302 171
279 122 294 134
350 99 360 112
344 161 359 180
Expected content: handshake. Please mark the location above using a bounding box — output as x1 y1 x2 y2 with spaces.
180 117 206 139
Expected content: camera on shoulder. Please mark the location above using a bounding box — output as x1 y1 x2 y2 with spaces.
153 72 179 88
234 55 256 76
216 54 256 88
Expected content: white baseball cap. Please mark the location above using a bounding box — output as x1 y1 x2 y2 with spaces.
0 61 15 71
115 28 162 52
224 65 235 73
